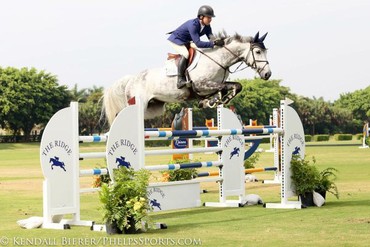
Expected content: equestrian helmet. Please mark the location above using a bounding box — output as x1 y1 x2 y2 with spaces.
197 5 215 18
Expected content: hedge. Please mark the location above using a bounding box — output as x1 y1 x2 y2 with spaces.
305 135 312 142
355 133 363 140
333 134 353 141
312 135 330 141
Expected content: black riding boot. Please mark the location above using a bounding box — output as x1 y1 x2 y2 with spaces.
177 56 188 89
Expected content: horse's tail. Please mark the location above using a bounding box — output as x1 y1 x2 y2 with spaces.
102 75 132 126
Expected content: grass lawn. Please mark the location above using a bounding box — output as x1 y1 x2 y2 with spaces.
0 141 369 247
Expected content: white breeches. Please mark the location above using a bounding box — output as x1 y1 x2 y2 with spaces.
169 41 198 59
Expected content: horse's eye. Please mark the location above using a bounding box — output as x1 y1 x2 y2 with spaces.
255 50 261 55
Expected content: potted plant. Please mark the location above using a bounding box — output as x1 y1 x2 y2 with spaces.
316 167 339 200
290 155 320 207
99 167 151 234
244 153 259 170
290 155 339 207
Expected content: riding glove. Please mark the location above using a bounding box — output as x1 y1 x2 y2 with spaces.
213 39 225 47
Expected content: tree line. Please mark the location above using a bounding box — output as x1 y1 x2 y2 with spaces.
1 67 369 141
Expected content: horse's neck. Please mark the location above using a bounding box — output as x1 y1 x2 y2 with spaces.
202 42 250 68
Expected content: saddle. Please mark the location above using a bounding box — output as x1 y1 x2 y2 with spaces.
167 47 196 66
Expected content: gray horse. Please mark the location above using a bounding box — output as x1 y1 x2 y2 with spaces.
103 31 271 124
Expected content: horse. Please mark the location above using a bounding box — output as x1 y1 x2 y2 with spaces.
292 147 301 155
150 199 162 210
116 156 131 168
49 156 66 172
230 147 240 159
103 31 271 124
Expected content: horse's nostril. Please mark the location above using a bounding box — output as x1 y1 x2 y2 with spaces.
265 71 271 80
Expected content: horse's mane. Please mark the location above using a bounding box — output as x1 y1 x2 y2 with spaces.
214 30 253 44
214 30 266 49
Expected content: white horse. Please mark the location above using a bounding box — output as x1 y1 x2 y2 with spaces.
103 31 271 124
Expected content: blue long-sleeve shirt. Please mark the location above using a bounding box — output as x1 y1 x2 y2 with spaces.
168 18 214 48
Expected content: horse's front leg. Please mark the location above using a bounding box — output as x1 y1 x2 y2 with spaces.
196 80 225 108
220 81 242 104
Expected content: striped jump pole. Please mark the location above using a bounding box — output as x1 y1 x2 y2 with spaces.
79 168 108 177
145 161 222 172
197 166 277 177
79 135 107 143
144 128 283 140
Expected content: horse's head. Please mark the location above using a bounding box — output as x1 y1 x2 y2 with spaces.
225 32 271 80
248 32 271 80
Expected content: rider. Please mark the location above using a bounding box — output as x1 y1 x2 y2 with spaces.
168 5 225 89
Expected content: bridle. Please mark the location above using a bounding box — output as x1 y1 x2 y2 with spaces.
196 42 269 81
223 43 269 74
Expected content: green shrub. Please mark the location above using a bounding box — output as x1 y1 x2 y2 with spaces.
162 159 198 181
313 135 330 142
305 135 312 142
260 138 270 144
355 134 363 140
333 134 353 141
145 140 171 147
244 153 260 170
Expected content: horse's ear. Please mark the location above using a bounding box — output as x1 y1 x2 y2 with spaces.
253 32 260 43
259 32 268 42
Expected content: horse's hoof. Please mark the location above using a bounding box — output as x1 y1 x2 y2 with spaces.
198 101 204 108
206 101 217 108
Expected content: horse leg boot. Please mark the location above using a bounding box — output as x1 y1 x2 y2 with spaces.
207 91 222 108
177 56 189 89
198 91 222 108
221 82 242 104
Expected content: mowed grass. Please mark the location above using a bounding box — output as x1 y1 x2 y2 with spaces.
0 141 370 247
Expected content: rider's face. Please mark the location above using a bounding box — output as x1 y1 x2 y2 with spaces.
201 16 212 26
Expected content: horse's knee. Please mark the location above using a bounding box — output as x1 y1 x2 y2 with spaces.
224 82 242 94
234 83 242 94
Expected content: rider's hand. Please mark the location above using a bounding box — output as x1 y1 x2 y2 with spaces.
213 39 225 47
